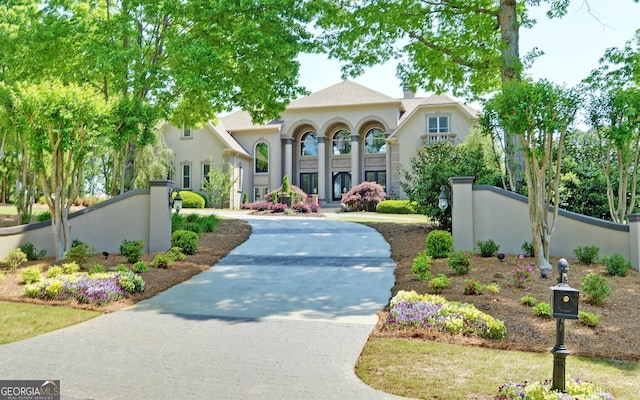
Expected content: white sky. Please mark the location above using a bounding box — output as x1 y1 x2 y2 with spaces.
297 1 640 100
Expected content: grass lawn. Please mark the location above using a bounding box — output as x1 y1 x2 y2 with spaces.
358 338 638 400
0 301 100 344
327 211 433 224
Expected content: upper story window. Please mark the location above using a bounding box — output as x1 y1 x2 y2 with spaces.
364 128 386 154
332 129 351 155
182 126 193 139
300 131 318 156
182 163 191 189
427 115 449 133
255 142 269 174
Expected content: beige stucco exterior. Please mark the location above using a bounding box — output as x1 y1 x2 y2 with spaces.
162 80 478 208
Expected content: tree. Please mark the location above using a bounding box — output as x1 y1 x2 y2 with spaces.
481 79 580 270
202 160 237 209
14 81 107 259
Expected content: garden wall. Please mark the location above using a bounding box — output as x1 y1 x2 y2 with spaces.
450 177 640 272
0 181 173 260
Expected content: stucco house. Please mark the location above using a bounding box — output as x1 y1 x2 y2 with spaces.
163 80 478 208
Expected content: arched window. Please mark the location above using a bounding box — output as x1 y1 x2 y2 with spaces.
364 128 386 154
332 130 351 155
254 142 269 173
300 131 318 156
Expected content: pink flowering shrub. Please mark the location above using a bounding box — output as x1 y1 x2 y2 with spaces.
264 185 307 204
341 181 386 211
512 261 535 289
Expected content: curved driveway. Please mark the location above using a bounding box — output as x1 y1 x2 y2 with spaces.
0 216 407 400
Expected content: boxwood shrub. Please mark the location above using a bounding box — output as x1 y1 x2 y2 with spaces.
376 200 417 214
171 230 199 255
178 191 205 209
425 230 453 258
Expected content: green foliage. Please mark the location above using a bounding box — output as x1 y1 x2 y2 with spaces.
151 253 174 269
463 279 483 295
202 160 238 208
181 222 203 234
533 302 551 318
578 311 600 328
36 210 52 222
573 245 600 265
61 262 80 274
45 280 64 299
89 264 105 274
4 249 27 271
120 239 144 264
179 191 205 209
132 261 148 273
115 264 129 273
512 264 535 289
498 378 614 399
520 294 537 307
521 241 535 257
172 213 185 232
242 192 248 204
476 239 500 257
580 273 612 306
171 230 199 255
281 175 291 193
448 250 472 275
375 200 417 214
117 270 145 294
46 266 64 278
485 283 500 294
19 242 46 261
71 239 86 248
22 267 41 284
167 247 187 262
425 230 453 258
601 253 631 276
64 243 94 266
410 251 433 281
428 274 450 295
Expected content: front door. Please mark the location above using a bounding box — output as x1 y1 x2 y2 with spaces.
332 172 351 201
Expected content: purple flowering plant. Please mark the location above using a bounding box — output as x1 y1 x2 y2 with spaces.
497 377 615 399
512 256 535 289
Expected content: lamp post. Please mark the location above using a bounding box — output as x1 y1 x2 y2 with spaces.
170 188 183 214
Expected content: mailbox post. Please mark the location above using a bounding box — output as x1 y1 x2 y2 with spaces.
549 258 580 392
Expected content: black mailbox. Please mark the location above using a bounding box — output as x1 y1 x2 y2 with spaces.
550 285 579 319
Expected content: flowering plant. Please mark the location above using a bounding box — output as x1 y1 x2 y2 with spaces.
448 249 472 275
497 377 614 399
512 260 535 288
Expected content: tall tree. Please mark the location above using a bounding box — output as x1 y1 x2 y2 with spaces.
481 79 580 270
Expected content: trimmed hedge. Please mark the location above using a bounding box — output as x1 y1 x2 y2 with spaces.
177 191 206 209
376 200 417 214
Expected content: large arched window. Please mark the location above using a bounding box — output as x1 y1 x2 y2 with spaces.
300 131 318 156
254 141 269 173
332 130 351 155
364 128 386 154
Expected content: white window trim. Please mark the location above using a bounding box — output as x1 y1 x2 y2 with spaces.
181 163 192 189
181 126 193 139
254 186 269 202
426 114 451 134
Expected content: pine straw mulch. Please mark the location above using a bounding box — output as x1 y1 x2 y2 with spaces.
1 215 639 362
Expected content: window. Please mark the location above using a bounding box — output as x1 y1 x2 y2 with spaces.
332 130 351 155
365 171 386 192
300 173 318 195
427 116 449 133
254 186 269 201
364 128 386 154
300 131 318 156
182 163 191 189
254 142 269 173
202 162 211 188
182 126 193 139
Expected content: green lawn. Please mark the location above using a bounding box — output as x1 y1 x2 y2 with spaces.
0 205 16 215
357 338 638 400
0 301 100 344
326 212 433 224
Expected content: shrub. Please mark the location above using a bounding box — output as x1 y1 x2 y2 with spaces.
476 239 500 257
512 263 534 288
167 247 186 262
22 267 42 284
45 280 64 299
580 272 611 306
71 238 86 248
574 245 600 265
485 283 500 294
533 302 551 318
448 249 472 275
242 192 248 204
172 213 185 232
425 230 453 258
578 311 600 328
375 200 417 214
116 264 129 273
179 191 206 209
36 210 52 222
67 274 126 304
20 242 47 261
117 270 145 293
171 230 199 255
264 184 307 204
498 378 615 400
200 214 219 232
411 251 433 281
132 261 148 273
181 222 204 234
463 279 483 295
4 249 27 271
46 266 64 278
341 181 386 211
520 294 537 306
89 264 105 274
120 239 144 264
151 253 174 269
428 274 450 294
61 262 80 274
601 253 631 276
64 243 94 266
521 241 535 257
269 203 287 213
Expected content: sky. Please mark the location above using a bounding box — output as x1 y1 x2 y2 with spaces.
296 1 640 101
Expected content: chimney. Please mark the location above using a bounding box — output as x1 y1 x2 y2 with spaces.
402 85 415 99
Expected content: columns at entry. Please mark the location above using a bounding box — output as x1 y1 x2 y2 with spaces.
284 137 293 180
350 134 360 188
318 136 326 201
